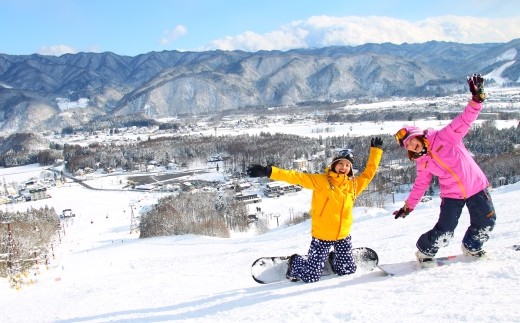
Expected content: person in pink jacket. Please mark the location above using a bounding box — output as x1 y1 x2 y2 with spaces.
393 74 496 263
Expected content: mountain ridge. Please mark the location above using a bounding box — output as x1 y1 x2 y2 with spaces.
0 40 519 133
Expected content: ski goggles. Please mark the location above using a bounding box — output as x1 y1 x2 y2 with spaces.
335 149 353 159
394 128 409 147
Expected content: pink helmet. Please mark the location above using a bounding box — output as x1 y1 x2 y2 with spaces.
395 126 424 148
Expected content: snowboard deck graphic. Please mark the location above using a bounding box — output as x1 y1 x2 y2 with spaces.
251 247 378 284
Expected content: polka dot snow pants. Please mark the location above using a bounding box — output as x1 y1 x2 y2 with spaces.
288 236 357 283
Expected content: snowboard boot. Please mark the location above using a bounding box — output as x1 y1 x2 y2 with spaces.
461 244 487 259
286 254 299 282
415 249 435 268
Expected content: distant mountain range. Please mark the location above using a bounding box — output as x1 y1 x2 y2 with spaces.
1 39 519 134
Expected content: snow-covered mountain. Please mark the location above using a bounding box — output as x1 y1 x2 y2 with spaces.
1 39 519 133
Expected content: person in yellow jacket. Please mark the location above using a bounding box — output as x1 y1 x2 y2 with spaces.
247 137 383 283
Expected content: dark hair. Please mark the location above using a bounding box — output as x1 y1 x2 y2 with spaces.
330 152 354 177
407 136 427 160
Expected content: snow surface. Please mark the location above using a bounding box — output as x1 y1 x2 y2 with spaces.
1 161 519 323
485 61 517 85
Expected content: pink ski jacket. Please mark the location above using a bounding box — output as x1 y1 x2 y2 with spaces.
406 100 489 210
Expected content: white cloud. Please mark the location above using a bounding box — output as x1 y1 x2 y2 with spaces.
38 44 77 56
417 16 520 43
204 15 520 51
160 25 188 45
208 29 308 51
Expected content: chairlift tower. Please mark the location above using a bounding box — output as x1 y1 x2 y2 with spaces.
129 204 139 234
3 222 17 271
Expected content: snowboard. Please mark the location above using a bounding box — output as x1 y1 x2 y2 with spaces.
378 254 479 276
379 245 520 276
251 247 378 284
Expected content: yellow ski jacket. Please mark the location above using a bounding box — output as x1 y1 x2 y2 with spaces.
269 147 382 241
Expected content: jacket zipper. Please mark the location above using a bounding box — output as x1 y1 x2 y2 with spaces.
336 195 346 240
429 151 467 199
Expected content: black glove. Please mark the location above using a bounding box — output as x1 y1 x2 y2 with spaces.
371 137 383 149
393 205 411 219
247 164 270 178
467 73 485 103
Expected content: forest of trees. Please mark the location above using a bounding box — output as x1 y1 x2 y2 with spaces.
139 191 250 238
0 206 59 281
54 120 520 188
0 121 517 192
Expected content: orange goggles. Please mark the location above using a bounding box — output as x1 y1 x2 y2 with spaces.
394 128 409 147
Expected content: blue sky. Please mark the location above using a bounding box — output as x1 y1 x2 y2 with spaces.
1 0 519 56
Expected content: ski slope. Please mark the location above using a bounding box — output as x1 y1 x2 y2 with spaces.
1 164 519 322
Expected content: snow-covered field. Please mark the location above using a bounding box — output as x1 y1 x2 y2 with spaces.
0 161 519 322
45 87 520 146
